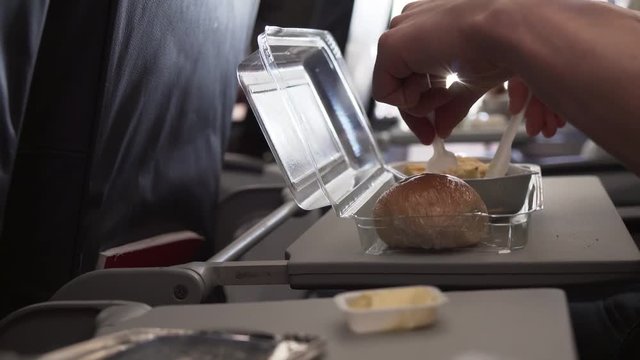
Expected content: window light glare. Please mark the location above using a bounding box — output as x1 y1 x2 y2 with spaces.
446 73 459 89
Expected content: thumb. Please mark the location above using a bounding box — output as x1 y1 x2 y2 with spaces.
435 83 486 138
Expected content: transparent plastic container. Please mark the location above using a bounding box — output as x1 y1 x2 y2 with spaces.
237 27 543 255
355 163 542 255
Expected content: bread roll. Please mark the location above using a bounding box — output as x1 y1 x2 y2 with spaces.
373 173 488 250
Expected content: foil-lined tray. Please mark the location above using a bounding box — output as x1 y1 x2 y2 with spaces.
39 328 325 360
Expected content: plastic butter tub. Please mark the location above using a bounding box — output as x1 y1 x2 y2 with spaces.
237 26 543 255
334 286 448 334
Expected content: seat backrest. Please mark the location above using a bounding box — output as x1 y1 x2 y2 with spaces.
0 0 258 317
0 0 50 318
0 0 49 233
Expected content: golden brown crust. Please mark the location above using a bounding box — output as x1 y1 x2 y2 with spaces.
373 173 488 250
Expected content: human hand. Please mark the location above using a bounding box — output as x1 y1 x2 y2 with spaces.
508 78 566 137
372 0 564 143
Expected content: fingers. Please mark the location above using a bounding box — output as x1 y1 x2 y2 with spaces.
428 73 447 89
542 108 558 137
508 77 528 114
403 87 452 117
434 83 486 138
399 75 567 141
402 73 430 108
555 114 567 128
524 96 545 136
510 77 566 138
372 31 413 106
398 76 463 142
540 109 569 137
525 98 567 137
400 110 436 145
401 82 485 140
401 1 420 15
391 1 428 28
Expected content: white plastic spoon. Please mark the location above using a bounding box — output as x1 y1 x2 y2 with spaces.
486 92 533 178
426 112 457 173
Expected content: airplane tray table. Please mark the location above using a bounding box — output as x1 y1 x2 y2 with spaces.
286 176 640 288
104 289 577 360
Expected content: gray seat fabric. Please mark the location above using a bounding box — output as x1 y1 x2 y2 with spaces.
0 0 258 316
0 0 48 238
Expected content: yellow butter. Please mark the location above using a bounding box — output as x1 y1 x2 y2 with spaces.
346 287 437 310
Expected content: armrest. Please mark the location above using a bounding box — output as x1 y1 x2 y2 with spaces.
50 267 206 305
49 199 304 305
0 301 149 354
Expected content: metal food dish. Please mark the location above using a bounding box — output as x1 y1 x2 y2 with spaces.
39 328 325 360
391 161 543 215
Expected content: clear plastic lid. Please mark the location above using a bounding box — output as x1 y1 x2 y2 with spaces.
238 27 392 217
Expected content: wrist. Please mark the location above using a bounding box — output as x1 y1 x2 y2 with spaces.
465 0 530 72
466 0 609 78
